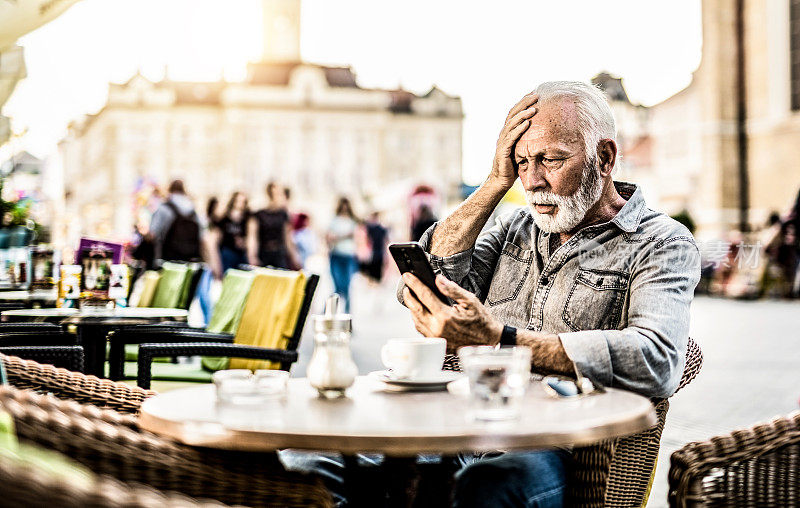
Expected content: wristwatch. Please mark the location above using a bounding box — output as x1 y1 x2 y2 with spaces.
500 325 517 346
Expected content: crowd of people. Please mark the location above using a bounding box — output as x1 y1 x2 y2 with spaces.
130 179 402 316
697 190 800 299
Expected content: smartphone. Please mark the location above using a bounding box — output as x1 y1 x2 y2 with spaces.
389 242 449 304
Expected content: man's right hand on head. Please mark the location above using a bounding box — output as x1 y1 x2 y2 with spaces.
489 93 539 190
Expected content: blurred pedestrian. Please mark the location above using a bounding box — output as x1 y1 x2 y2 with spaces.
217 191 250 273
411 204 437 242
148 180 221 324
292 212 316 268
760 212 785 297
247 182 299 269
360 211 388 284
149 180 210 266
327 197 359 312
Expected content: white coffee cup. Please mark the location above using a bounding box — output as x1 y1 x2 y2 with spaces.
381 337 446 379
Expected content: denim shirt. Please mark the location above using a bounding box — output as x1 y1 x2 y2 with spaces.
411 182 700 399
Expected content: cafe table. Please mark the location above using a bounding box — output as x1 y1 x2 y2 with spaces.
140 375 657 504
0 289 58 308
1 307 188 377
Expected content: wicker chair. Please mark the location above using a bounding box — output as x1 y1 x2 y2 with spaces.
441 336 704 507
567 337 704 507
0 345 84 371
1 353 155 414
0 449 231 508
0 360 334 507
668 411 800 507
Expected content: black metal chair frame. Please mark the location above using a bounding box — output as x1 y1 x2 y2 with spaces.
114 274 319 387
0 345 84 372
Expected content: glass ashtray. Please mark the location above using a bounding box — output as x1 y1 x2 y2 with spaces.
213 369 289 405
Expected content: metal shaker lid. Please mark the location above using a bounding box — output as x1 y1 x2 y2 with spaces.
313 293 352 332
313 313 352 333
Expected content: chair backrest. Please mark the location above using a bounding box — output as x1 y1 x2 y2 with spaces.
176 262 205 310
229 269 316 371
150 262 190 308
0 346 84 372
0 330 77 347
206 269 255 334
134 270 161 308
669 411 800 507
596 337 704 507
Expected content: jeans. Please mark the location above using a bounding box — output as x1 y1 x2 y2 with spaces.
329 252 358 312
220 246 247 273
278 449 569 507
196 267 213 325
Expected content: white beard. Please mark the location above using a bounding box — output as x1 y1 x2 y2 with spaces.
525 160 604 234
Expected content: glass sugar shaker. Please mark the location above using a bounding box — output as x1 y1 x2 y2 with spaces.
307 294 358 398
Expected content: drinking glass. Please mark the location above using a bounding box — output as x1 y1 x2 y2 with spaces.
458 346 532 421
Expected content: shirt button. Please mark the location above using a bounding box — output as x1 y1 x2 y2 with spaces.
541 276 550 286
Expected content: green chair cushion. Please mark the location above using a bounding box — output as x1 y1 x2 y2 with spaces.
201 269 255 372
177 264 201 310
0 411 93 487
122 344 171 363
151 262 189 309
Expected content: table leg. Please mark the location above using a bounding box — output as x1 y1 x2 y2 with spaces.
383 456 419 508
77 325 110 378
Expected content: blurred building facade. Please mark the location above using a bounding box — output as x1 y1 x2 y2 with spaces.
59 0 463 240
621 0 800 240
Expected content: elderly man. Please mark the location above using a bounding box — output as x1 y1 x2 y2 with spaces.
399 81 700 507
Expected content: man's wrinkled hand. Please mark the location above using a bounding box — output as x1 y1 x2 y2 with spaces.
402 273 503 352
490 93 538 190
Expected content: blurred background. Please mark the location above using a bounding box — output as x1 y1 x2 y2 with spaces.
1 1 799 506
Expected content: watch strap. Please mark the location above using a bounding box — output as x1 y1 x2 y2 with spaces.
500 325 517 346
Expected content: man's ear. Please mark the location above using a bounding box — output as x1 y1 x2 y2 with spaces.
597 139 617 177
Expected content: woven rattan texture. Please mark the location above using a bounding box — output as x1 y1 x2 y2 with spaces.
1 353 154 414
0 452 231 508
0 385 333 507
0 345 84 371
669 411 800 507
446 338 702 507
598 338 704 506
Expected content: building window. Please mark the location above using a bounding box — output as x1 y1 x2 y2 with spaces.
791 0 800 110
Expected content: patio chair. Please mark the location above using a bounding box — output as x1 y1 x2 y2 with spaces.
135 269 318 389
0 353 155 414
668 411 800 507
0 346 84 371
0 384 333 507
439 336 704 507
566 336 704 507
0 439 230 508
107 268 255 381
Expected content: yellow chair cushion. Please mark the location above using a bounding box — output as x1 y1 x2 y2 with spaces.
228 269 306 371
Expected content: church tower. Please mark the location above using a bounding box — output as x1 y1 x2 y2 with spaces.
261 0 302 62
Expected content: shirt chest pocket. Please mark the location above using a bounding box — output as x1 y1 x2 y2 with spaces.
486 242 532 306
562 268 629 332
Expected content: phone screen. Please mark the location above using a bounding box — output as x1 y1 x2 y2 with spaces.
389 242 449 304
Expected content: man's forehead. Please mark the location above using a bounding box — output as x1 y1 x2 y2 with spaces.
516 98 582 153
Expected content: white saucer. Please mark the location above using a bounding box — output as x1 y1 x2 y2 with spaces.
370 370 463 387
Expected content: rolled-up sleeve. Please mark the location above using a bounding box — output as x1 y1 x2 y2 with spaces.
559 238 701 398
397 213 513 304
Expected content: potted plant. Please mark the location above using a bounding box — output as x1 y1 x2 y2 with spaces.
0 178 36 248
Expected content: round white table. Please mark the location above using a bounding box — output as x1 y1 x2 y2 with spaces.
2 307 188 377
140 376 657 455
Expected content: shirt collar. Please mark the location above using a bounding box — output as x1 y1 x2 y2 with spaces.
610 181 646 233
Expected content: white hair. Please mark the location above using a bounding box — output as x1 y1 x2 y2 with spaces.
532 81 616 163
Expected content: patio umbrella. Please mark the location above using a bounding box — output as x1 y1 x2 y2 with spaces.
0 0 82 51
